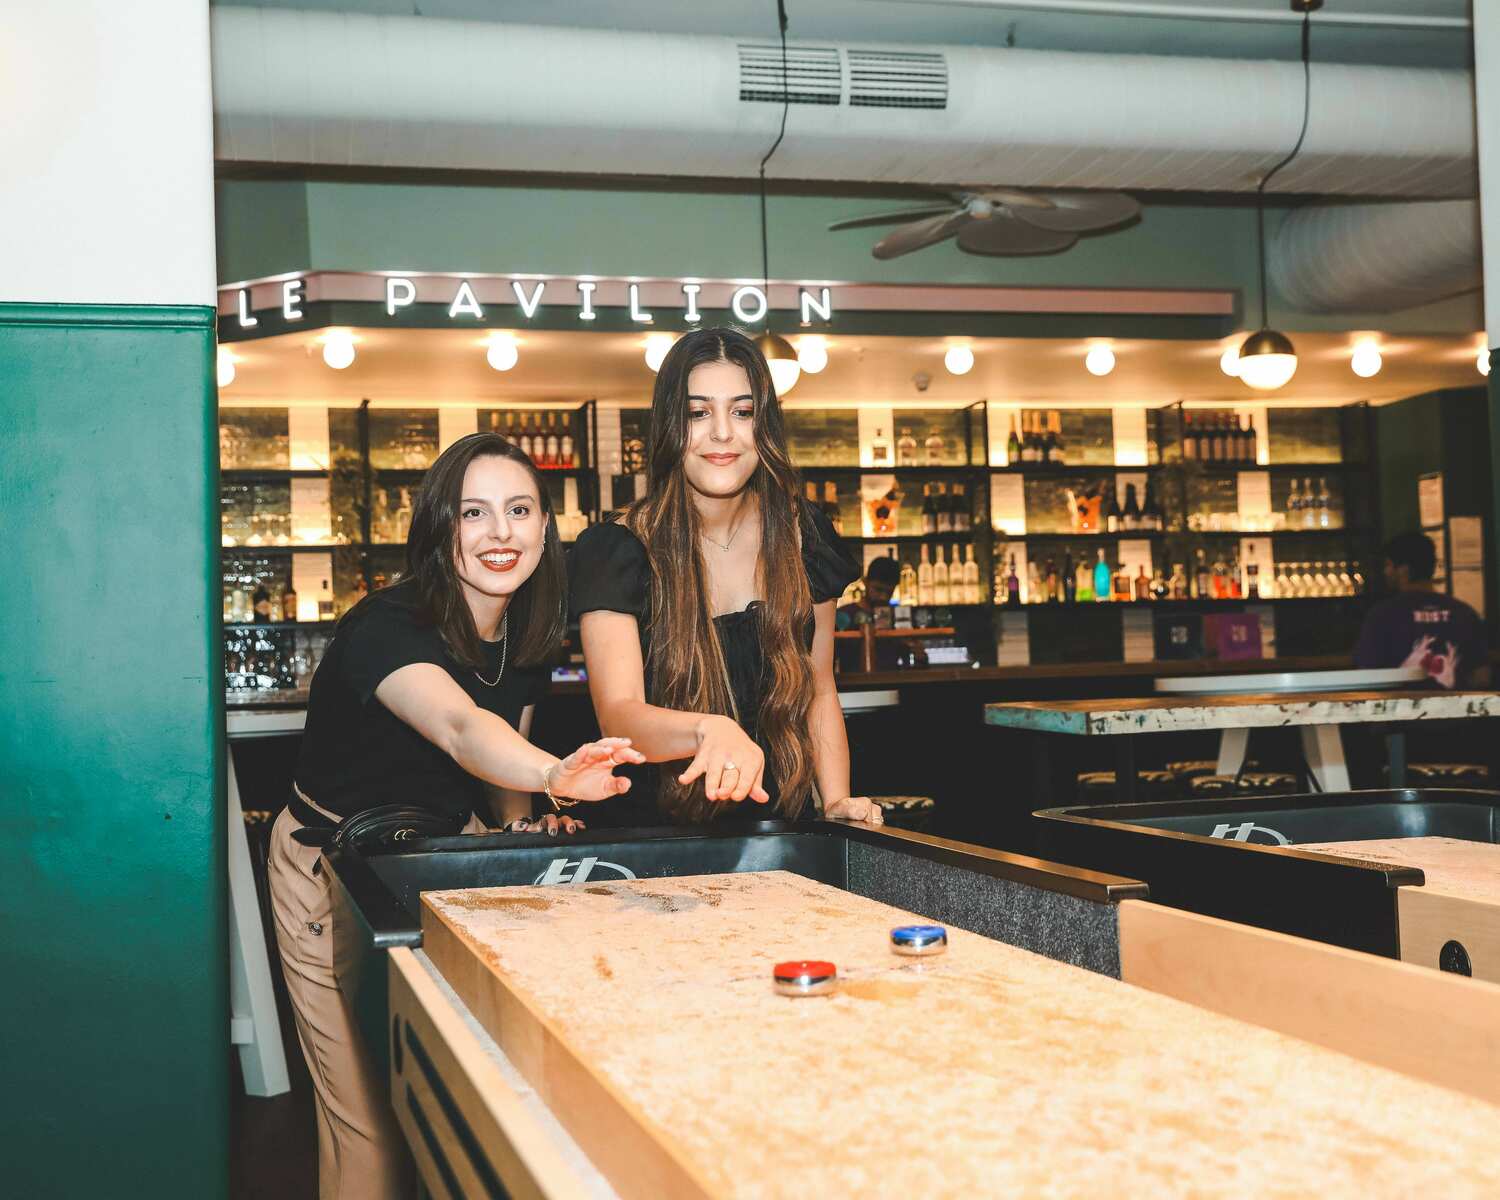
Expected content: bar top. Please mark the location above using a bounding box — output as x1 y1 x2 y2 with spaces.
984 689 1500 735
421 870 1500 1198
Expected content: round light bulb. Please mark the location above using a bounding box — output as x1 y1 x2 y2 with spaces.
944 344 975 376
486 335 519 371
644 334 675 373
216 348 236 388
1084 345 1116 377
767 357 801 395
1235 330 1297 392
1350 342 1382 379
797 337 828 374
1219 346 1241 378
1479 349 1491 378
322 332 356 371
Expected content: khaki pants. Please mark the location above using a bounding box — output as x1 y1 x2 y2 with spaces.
268 802 484 1200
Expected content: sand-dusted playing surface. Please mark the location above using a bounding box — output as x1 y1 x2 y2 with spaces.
1301 836 1500 904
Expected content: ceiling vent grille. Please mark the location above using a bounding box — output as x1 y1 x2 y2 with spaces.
848 49 948 110
738 44 842 105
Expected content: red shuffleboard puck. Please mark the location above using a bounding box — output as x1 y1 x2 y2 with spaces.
772 960 838 996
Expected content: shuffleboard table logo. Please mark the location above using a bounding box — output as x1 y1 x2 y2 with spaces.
534 856 638 885
1208 821 1291 846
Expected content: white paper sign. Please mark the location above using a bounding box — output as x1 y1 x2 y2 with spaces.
1419 473 1444 529
989 474 1026 535
292 552 335 623
1449 515 1484 570
1117 537 1154 579
288 406 331 470
1452 567 1486 618
1236 471 1272 528
290 477 332 544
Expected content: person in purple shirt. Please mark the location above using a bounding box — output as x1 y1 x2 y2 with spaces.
1354 532 1488 689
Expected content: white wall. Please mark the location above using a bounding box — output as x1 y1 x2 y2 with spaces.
0 0 216 305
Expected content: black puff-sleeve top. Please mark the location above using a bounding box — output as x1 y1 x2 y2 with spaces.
568 499 859 819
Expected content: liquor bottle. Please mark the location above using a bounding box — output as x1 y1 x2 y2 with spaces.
952 483 970 532
1042 558 1057 603
544 412 561 466
281 578 298 622
1286 477 1302 528
1150 567 1169 601
896 427 919 466
1026 413 1043 463
1121 483 1141 531
515 415 533 460
899 558 919 607
252 583 272 624
318 579 335 621
869 485 901 537
560 414 576 467
1182 412 1197 462
1093 548 1112 602
1245 542 1261 600
1170 562 1188 600
932 546 950 605
1302 477 1317 529
1048 412 1066 464
1211 551 1229 599
1243 416 1257 465
1134 564 1150 602
1194 548 1210 599
1316 477 1332 528
1041 415 1058 465
822 481 843 535
1076 557 1094 602
396 487 413 542
924 424 947 466
920 484 937 535
1062 552 1076 603
1006 555 1021 606
503 411 517 443
870 427 891 466
1007 414 1022 464
1017 414 1033 463
1112 563 1132 602
1232 415 1248 464
1214 413 1230 463
935 483 954 533
1027 561 1042 605
1140 477 1162 532
917 544 934 606
1103 481 1121 533
962 544 980 605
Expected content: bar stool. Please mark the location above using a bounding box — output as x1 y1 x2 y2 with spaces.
1385 763 1490 786
870 795 937 832
1166 758 1261 785
1077 770 1178 802
1188 771 1299 798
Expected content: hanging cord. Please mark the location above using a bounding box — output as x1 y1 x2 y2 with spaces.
757 0 792 315
1254 10 1313 330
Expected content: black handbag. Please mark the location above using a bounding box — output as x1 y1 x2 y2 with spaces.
289 793 465 852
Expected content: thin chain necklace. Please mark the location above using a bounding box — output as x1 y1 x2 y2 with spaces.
474 613 508 687
701 505 750 552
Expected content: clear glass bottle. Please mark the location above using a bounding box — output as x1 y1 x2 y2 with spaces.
559 414 576 467
1170 563 1188 600
962 544 980 605
924 424 947 465
932 546 951 606
899 557 918 607
318 578 335 621
1316 477 1332 528
1302 477 1317 529
544 412 561 466
870 427 891 465
1076 557 1094 603
917 544 934 606
896 426 919 466
1286 478 1302 529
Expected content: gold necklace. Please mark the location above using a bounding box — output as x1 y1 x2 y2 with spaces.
701 508 749 552
473 614 509 687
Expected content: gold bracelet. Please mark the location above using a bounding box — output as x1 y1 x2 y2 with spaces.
541 761 576 809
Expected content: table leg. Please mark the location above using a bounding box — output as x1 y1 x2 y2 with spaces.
1115 736 1139 803
1299 724 1352 793
1385 729 1408 790
1216 728 1251 777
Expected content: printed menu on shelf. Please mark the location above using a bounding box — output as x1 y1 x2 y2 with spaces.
288 406 331 470
1236 471 1271 526
290 477 333 544
1110 409 1148 467
989 474 1026 535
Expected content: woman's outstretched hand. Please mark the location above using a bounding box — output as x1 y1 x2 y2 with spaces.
823 796 884 825
679 715 770 804
546 737 645 803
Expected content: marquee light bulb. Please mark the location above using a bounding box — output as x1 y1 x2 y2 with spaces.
1479 350 1491 378
1084 345 1116 377
486 335 519 371
1350 342 1382 379
322 331 357 370
644 333 675 373
797 337 829 374
944 344 975 376
216 348 237 388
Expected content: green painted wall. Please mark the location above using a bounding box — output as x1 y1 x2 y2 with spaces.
215 179 1482 336
1377 390 1447 537
0 304 225 1199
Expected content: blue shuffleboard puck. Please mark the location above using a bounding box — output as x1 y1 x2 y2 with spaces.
890 924 948 956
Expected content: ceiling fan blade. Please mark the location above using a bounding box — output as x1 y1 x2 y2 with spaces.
872 211 972 260
1009 191 1142 233
956 214 1077 256
828 204 960 232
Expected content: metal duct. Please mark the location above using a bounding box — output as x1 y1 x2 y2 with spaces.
1269 200 1480 313
209 6 1475 198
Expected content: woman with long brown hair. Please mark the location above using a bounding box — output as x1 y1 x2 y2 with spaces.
268 431 643 1200
570 326 882 825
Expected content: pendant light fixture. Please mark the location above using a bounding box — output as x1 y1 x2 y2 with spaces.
1238 0 1320 392
753 0 800 396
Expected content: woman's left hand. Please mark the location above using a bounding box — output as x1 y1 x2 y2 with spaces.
547 737 647 803
823 796 884 825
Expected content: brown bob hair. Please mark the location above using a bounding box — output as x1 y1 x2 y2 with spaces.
624 326 815 822
341 432 566 668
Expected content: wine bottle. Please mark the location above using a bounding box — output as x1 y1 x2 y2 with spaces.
1007 414 1022 464
1049 412 1066 464
951 483 970 532
1006 554 1021 606
1103 481 1121 533
1182 412 1197 462
935 482 954 534
1062 552 1076 603
281 579 298 622
544 412 561 467
1244 416 1258 466
920 484 937 535
1121 483 1141 531
252 583 272 624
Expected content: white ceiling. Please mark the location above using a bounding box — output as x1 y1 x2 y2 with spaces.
211 1 1472 66
217 325 1487 409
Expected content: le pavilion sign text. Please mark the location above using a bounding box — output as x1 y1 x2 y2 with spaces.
221 271 835 329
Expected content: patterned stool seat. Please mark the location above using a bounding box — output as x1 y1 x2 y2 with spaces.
1076 770 1178 801
1400 763 1491 785
1166 759 1260 783
870 795 936 831
1189 772 1298 797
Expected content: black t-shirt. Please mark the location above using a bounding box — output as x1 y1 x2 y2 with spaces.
1354 589 1487 690
567 500 858 823
295 579 548 821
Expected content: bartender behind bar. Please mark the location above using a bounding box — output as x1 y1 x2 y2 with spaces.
836 556 924 671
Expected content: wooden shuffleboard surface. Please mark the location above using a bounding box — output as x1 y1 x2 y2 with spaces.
421 870 1500 1199
1301 836 1500 982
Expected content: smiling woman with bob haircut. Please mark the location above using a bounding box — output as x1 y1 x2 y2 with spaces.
267 431 642 1200
569 325 881 826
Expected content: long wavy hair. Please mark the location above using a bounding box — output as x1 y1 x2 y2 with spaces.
625 326 814 822
339 432 566 668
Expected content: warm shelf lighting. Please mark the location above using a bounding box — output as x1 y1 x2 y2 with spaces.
943 344 975 376
1350 342 1382 379
217 348 237 388
1236 329 1297 392
321 330 357 371
797 336 829 374
644 333 676 373
1479 349 1491 378
1084 345 1116 377
485 334 519 372
756 331 801 395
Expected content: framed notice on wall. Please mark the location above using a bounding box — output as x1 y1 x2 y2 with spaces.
1418 472 1444 531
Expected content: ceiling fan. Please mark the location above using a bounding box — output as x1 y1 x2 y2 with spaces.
829 188 1141 259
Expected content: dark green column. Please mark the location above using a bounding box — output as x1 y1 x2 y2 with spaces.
0 303 225 1198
